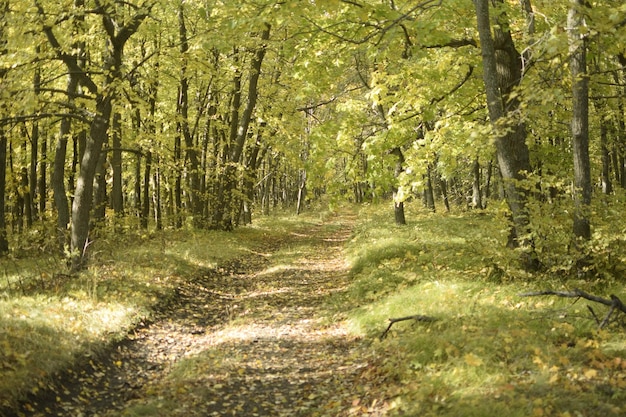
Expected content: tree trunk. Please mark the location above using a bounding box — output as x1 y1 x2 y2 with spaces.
214 25 270 230
52 77 78 253
471 157 482 209
38 123 46 216
178 3 202 227
600 117 612 195
390 147 406 225
0 130 8 254
111 111 123 215
424 165 435 212
70 97 112 269
473 0 538 270
141 150 151 229
153 162 162 230
92 139 108 223
568 0 591 244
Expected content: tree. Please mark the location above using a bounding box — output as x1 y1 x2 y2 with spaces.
473 0 538 270
567 0 591 246
37 0 152 269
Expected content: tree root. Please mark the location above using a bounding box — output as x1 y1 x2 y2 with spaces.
519 289 626 329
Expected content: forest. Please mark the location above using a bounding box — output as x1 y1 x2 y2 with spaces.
1 0 626 416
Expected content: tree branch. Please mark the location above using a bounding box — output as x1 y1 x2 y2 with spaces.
520 289 626 329
380 314 437 340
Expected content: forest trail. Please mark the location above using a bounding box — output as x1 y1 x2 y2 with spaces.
14 212 389 417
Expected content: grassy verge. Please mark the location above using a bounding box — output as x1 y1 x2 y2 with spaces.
0 210 331 411
342 203 626 417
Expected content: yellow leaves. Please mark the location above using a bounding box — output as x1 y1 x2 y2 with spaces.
583 368 598 379
463 353 483 367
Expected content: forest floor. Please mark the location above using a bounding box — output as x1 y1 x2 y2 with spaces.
9 211 390 417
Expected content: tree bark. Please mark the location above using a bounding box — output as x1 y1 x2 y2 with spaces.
568 0 591 242
141 150 151 229
0 130 8 254
473 0 538 270
471 157 482 209
70 97 112 267
111 111 123 215
390 147 406 225
52 76 78 252
177 3 202 227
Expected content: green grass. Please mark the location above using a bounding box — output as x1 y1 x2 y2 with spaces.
342 203 626 416
0 209 333 411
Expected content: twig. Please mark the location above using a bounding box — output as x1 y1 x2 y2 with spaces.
587 305 600 325
380 314 437 340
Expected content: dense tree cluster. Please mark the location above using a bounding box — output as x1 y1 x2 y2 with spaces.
0 0 625 272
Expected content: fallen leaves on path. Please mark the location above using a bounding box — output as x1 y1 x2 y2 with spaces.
13 216 390 417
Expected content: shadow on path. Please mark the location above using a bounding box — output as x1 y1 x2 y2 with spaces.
8 213 390 417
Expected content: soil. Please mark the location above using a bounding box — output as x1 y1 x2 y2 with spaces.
5 214 390 417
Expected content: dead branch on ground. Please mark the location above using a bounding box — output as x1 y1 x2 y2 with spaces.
380 314 437 340
520 289 626 329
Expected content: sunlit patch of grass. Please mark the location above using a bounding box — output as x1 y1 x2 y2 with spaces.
344 203 626 417
0 294 137 406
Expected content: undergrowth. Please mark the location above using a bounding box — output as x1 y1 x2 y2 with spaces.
342 203 626 417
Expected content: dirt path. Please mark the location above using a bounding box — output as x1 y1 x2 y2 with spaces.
13 214 389 417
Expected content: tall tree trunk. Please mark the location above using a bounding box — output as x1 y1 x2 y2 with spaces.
111 111 123 215
52 76 78 252
214 25 270 230
0 130 8 254
52 125 68 238
38 123 46 216
141 150 151 229
390 147 406 225
472 157 482 209
70 97 112 268
21 136 33 228
173 133 182 228
568 0 591 244
153 162 162 230
177 3 202 227
92 142 107 223
473 0 538 270
424 165 435 212
30 55 41 220
600 116 612 195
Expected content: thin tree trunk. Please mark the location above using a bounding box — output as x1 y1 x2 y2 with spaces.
52 76 78 252
390 147 406 225
600 117 612 195
21 136 33 228
178 3 202 226
141 150 151 229
568 0 591 243
0 130 8 254
111 111 123 215
471 157 482 209
424 165 435 212
38 124 46 216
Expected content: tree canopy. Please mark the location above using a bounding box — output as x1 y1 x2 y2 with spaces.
0 0 625 273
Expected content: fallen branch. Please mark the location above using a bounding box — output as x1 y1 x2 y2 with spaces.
380 314 437 340
519 289 626 329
